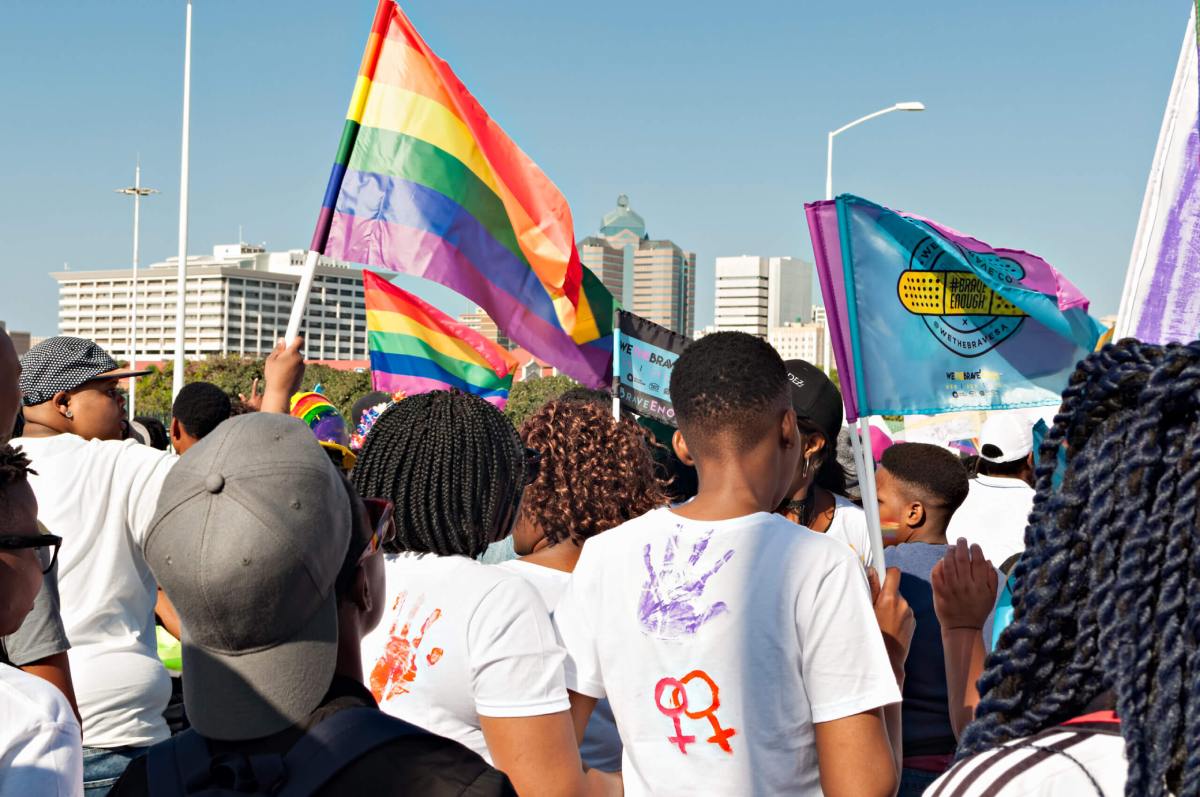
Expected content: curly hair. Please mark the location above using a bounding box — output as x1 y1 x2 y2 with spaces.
958 339 1200 796
519 399 667 546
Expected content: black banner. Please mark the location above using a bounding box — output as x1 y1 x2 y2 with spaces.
616 310 690 426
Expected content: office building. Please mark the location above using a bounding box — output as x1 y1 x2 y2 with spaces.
713 256 812 338
458 307 512 350
578 236 626 303
0 322 33 356
580 195 695 336
769 322 825 369
53 243 372 361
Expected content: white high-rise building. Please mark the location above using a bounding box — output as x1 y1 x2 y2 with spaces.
713 256 812 338
769 322 824 368
53 243 375 361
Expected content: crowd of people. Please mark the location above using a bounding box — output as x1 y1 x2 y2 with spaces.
0 325 1195 796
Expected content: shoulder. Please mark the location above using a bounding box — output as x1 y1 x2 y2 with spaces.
931 730 1126 796
0 664 78 738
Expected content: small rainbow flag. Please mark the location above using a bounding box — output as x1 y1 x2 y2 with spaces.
311 0 614 388
363 271 518 407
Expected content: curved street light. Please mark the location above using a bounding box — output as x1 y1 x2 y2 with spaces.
825 101 925 199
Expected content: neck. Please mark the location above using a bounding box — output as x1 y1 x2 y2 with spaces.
334 612 365 684
674 458 780 522
17 419 61 439
904 526 948 545
520 538 582 573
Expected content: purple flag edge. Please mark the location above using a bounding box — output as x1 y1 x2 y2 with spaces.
804 200 861 421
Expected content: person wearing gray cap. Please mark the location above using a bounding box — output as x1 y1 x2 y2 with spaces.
11 335 305 795
108 413 517 796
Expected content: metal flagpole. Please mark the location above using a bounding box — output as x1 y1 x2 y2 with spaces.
172 0 193 399
115 159 158 418
611 323 621 421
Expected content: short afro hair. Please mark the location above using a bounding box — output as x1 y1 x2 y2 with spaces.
880 442 970 514
171 382 232 440
669 332 789 449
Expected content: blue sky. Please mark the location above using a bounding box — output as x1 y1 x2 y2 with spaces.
0 1 1188 336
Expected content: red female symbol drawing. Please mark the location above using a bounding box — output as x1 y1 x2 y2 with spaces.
653 669 736 755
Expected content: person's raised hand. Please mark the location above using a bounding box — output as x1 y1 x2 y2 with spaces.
238 377 263 412
931 538 998 631
261 337 305 414
868 566 915 683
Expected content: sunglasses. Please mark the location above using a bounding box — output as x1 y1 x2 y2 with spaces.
358 498 396 564
0 533 63 575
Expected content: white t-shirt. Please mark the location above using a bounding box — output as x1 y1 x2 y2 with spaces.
554 507 901 796
497 559 624 772
825 494 875 570
946 475 1035 567
360 552 570 763
0 664 83 797
927 727 1126 796
13 434 175 749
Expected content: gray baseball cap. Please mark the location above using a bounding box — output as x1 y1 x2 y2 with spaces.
144 412 352 740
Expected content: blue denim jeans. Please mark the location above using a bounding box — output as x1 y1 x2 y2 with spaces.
82 745 148 797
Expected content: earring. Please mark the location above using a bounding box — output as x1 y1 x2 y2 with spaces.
64 410 74 419
803 456 811 478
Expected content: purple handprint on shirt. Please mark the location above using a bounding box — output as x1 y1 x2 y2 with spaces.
638 530 735 638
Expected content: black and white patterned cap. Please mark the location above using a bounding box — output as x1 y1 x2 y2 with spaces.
19 336 152 407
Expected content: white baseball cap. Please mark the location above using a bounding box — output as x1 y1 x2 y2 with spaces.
978 414 1034 464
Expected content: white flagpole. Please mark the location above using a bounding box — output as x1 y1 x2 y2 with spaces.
172 0 193 399
856 417 886 581
284 250 321 343
611 325 621 421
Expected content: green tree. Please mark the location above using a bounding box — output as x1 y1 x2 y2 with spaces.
130 356 371 422
502 375 577 428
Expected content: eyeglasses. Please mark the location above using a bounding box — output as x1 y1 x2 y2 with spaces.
358 498 396 564
0 533 62 574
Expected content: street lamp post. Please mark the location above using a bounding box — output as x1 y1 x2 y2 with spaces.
821 101 925 376
115 160 158 420
825 101 925 200
822 100 925 581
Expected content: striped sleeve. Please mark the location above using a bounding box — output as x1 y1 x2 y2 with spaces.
926 731 1126 796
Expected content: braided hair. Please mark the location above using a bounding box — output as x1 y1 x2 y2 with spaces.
350 390 527 559
958 339 1200 796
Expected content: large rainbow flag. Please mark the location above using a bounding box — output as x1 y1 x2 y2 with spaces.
311 0 614 388
363 270 518 407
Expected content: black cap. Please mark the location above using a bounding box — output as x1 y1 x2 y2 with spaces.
784 359 843 442
20 336 152 407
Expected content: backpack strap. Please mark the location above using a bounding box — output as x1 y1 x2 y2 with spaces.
146 729 221 796
276 707 426 797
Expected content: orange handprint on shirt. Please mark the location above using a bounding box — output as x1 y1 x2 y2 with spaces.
369 592 444 702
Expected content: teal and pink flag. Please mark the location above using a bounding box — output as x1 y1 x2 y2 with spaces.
807 194 1104 421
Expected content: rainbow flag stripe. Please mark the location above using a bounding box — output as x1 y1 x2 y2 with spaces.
364 270 517 407
312 0 614 388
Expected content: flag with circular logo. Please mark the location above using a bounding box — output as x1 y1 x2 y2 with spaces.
807 194 1104 420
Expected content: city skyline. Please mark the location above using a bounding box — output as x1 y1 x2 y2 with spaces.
0 2 1187 337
